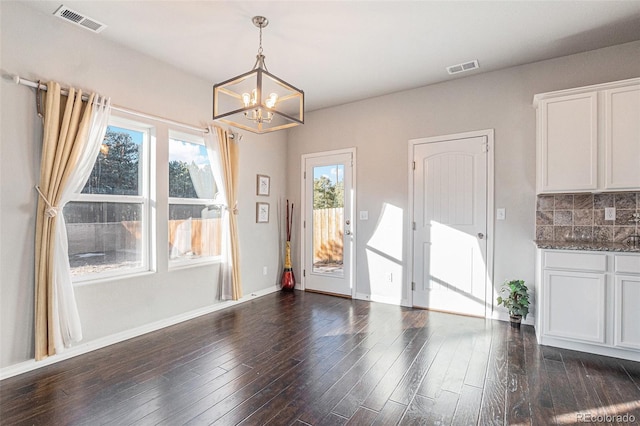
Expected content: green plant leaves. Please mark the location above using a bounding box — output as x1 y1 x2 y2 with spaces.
496 279 530 320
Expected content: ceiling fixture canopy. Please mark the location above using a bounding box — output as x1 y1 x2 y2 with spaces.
213 16 304 134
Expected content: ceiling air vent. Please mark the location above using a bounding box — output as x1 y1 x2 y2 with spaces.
53 5 107 33
446 60 480 75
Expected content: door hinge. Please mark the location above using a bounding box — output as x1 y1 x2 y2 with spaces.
304 171 306 179
412 161 416 170
482 142 489 153
411 282 415 291
303 220 306 229
412 222 416 231
303 269 306 277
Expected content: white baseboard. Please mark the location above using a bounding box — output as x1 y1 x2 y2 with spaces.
0 285 280 381
355 292 411 307
539 335 640 362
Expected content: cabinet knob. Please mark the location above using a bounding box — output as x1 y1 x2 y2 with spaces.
478 233 485 240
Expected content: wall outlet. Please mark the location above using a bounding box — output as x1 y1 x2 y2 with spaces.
263 266 268 276
360 211 369 220
605 207 616 221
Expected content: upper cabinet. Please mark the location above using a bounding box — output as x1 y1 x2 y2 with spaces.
604 85 640 190
534 78 640 194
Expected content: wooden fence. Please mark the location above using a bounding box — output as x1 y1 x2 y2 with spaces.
67 218 222 259
169 218 222 258
313 207 344 265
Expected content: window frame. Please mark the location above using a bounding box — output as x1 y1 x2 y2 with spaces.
167 130 222 269
67 116 152 283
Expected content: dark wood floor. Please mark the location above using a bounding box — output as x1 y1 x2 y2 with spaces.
1 291 639 425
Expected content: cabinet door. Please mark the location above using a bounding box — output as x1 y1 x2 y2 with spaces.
538 93 598 192
614 275 640 350
604 85 640 190
543 270 606 343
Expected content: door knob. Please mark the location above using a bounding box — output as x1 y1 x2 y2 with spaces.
477 233 485 239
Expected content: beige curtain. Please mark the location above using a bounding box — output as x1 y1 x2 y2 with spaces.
214 126 242 300
34 82 95 360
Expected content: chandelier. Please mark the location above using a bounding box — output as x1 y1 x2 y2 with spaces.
213 16 304 134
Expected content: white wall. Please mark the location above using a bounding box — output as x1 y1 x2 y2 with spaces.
0 2 287 370
286 40 640 318
2 0 640 374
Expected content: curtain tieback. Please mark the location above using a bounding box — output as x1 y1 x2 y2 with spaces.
35 186 59 218
222 204 239 215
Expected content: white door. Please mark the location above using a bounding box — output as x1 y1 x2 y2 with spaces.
303 151 354 297
412 135 488 316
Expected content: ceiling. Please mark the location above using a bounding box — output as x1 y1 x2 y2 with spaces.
23 1 640 112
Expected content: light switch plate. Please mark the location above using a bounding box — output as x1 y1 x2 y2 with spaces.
605 207 616 221
496 208 506 220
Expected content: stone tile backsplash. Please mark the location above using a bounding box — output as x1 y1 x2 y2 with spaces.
536 192 640 243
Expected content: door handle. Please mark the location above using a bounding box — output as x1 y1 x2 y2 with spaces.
477 232 484 239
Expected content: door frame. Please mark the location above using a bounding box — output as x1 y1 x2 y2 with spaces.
407 129 495 317
300 148 357 297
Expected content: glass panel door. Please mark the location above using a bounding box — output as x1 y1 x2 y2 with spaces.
304 152 353 297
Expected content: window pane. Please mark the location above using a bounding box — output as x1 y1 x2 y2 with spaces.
169 204 222 261
64 202 143 276
169 138 217 199
82 125 143 196
312 164 345 275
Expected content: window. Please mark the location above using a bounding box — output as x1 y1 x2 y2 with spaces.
64 118 150 279
64 115 222 282
168 131 221 265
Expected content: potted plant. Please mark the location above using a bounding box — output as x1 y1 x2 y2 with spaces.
497 279 530 328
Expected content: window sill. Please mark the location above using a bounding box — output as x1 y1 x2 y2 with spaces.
168 257 222 272
73 270 156 287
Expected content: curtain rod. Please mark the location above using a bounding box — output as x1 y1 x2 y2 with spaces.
9 73 240 139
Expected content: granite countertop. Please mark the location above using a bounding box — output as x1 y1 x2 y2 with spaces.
534 240 640 253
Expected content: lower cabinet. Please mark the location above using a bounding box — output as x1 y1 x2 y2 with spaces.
614 274 640 350
543 270 606 343
536 249 640 361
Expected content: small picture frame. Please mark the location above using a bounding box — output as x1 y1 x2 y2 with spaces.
256 202 269 223
257 174 270 196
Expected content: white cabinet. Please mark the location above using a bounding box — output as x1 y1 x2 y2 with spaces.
614 254 640 350
614 275 640 350
536 249 640 361
537 92 598 192
534 78 640 194
543 269 606 344
604 85 640 190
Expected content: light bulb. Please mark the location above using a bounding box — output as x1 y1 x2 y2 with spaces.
251 89 258 105
242 93 250 107
266 93 278 109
